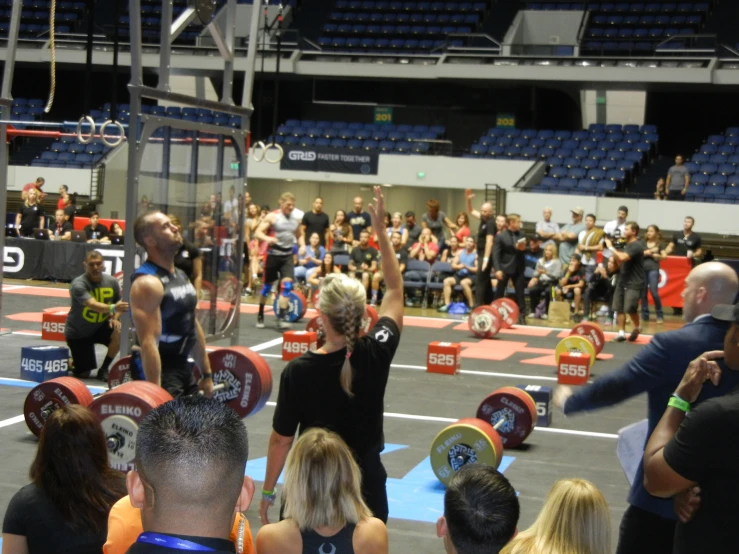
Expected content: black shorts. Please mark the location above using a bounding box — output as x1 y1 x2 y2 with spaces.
454 273 473 285
613 286 641 314
130 351 198 399
265 253 294 283
66 324 114 375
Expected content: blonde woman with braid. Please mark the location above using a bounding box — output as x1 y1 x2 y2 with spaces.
260 186 404 525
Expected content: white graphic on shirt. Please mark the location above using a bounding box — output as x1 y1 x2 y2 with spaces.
374 328 391 343
318 544 336 554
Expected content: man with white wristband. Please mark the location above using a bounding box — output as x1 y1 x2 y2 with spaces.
644 301 739 554
65 250 129 381
465 189 496 307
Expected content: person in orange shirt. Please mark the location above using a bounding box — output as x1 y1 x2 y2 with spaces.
103 496 255 554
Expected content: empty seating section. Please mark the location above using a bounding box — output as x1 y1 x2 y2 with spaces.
684 127 739 204
0 0 82 39
8 98 46 127
579 1 712 55
466 123 657 196
318 0 490 53
269 119 446 154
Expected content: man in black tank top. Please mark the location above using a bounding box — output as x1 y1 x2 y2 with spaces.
254 192 305 330
129 211 214 398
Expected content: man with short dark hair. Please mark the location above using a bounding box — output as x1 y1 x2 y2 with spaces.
130 211 214 398
602 206 627 258
665 216 703 262
57 184 69 210
437 464 519 554
465 189 495 307
348 196 371 243
405 211 422 249
51 208 73 241
84 212 110 244
577 213 604 274
22 176 45 201
349 229 379 291
65 251 128 381
301 196 330 247
125 396 255 554
606 221 645 342
644 301 739 554
666 154 690 201
493 214 527 324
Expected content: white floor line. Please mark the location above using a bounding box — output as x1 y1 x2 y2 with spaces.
249 337 284 352
11 332 42 337
0 415 25 429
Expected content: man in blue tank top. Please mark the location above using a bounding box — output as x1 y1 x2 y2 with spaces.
254 192 305 329
129 211 214 398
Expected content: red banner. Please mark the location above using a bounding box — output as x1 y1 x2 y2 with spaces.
649 256 692 308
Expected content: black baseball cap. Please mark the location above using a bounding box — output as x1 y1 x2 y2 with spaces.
711 303 739 323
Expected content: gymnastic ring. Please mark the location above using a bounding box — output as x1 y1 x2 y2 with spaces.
76 115 95 144
264 142 284 164
99 120 125 148
252 140 266 162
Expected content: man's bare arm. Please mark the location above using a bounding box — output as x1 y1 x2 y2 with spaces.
130 276 164 386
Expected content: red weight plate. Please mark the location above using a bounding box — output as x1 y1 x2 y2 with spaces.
305 316 326 349
24 377 95 437
90 381 172 424
217 275 240 303
570 322 606 355
360 305 380 337
476 386 536 448
108 356 133 389
468 306 501 339
491 298 518 329
294 290 308 319
208 347 272 418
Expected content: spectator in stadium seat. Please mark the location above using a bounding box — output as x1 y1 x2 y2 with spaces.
438 236 477 313
535 207 560 247
57 184 69 210
2 405 127 554
454 212 471 243
523 234 542 273
409 228 439 263
349 230 379 292
554 207 585 266
308 252 342 290
124 396 255 554
465 189 495 306
643 302 739 554
437 464 519 554
22 176 45 201
555 254 587 319
576 213 604 276
84 212 110 244
665 216 703 263
555 262 739 554
330 209 353 254
15 187 45 237
348 196 371 244
387 212 408 248
527 243 562 319
654 178 667 201
109 222 124 237
301 196 330 248
52 208 74 241
440 236 462 263
257 428 388 554
603 205 628 259
493 214 527 325
642 225 666 324
295 232 325 285
607 221 646 342
423 199 457 248
666 155 690 201
404 211 422 250
583 256 619 322
500 478 610 554
370 231 407 307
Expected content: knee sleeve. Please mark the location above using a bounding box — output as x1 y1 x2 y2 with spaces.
281 280 293 296
260 283 273 297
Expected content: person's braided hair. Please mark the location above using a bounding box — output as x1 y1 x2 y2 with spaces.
319 274 366 397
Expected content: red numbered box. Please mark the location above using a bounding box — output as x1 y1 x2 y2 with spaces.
41 311 68 342
557 352 591 386
426 342 461 375
282 331 318 361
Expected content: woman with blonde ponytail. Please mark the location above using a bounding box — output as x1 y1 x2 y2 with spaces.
260 187 405 527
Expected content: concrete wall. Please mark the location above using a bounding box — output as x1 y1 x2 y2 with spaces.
519 11 584 46
581 90 647 128
8 166 91 196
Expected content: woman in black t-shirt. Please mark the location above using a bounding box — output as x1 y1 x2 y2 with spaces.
641 224 666 323
260 187 404 526
2 405 126 554
15 187 45 237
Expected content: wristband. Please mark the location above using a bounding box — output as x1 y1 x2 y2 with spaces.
668 394 691 413
109 304 115 314
201 373 213 380
262 489 276 504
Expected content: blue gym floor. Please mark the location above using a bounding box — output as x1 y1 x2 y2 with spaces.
0 282 652 552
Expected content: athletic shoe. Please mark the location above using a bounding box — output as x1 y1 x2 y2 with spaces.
597 305 609 315
370 299 377 307
528 312 536 319
437 304 449 313
540 314 548 320
612 333 626 343
628 328 640 342
278 319 292 330
656 318 664 324
256 314 265 329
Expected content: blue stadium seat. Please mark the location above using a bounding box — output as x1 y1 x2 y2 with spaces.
550 167 568 179
709 174 728 186
719 145 735 156
684 161 700 174
709 154 727 165
699 163 718 175
540 176 558 189
563 157 580 168
588 168 606 181
559 177 577 190
578 179 597 193
691 173 709 186
568 167 586 179
581 158 599 171
728 155 739 166
597 180 617 194
600 159 617 171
